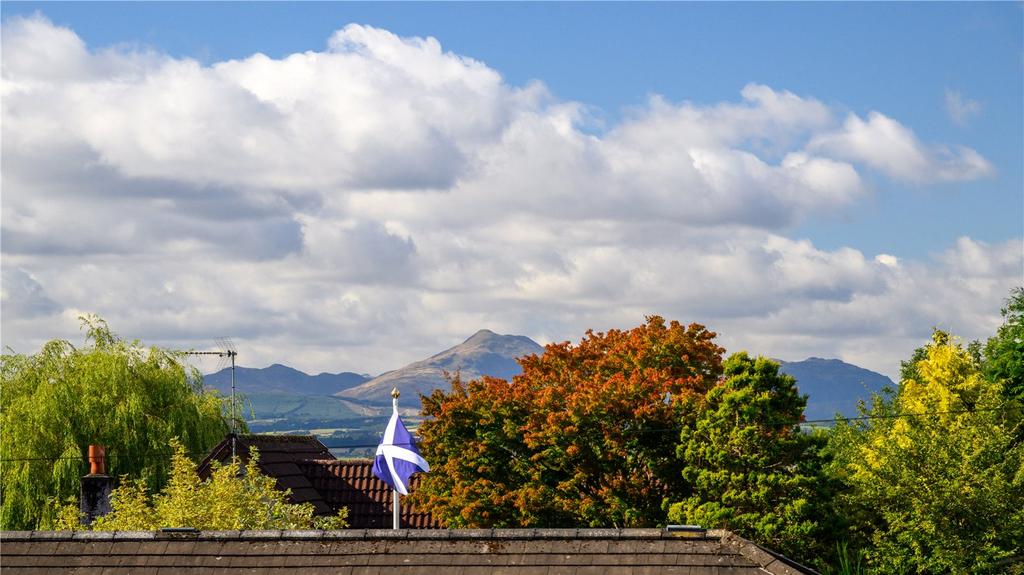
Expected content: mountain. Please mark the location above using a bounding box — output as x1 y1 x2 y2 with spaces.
778 357 894 421
337 329 544 404
243 392 376 420
205 339 890 431
203 364 370 396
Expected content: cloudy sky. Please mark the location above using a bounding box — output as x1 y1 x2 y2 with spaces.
2 3 1021 380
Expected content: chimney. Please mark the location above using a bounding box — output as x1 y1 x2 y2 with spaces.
80 445 112 526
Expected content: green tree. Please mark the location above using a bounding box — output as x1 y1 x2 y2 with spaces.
1 316 232 530
984 286 1024 402
56 440 348 530
667 352 839 560
830 331 1024 573
414 316 724 528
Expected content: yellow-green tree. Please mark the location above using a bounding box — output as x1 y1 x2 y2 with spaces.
830 331 1024 573
58 440 348 530
1 317 231 529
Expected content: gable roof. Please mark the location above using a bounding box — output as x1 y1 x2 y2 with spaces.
197 434 335 515
0 528 819 574
196 434 438 527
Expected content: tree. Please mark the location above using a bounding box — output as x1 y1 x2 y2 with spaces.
667 353 840 560
984 286 1024 402
0 316 232 530
56 439 348 530
830 331 1024 573
413 316 724 528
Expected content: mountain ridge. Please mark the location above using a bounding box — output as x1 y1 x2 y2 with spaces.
336 329 544 404
203 364 369 396
777 357 894 421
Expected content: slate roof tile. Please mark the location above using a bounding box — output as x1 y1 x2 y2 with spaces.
298 459 439 528
0 529 819 573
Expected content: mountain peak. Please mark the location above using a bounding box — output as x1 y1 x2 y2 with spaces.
340 329 543 404
464 329 498 343
267 363 302 372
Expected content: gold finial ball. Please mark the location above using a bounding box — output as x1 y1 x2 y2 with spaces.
391 387 400 399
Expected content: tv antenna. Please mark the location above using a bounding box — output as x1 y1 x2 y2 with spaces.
184 338 239 457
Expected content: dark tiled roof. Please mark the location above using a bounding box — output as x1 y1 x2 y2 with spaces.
197 434 335 515
298 459 439 529
0 529 818 574
195 435 438 528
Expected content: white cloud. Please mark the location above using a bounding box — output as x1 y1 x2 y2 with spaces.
945 89 982 127
3 19 541 192
808 111 994 183
1 16 1016 382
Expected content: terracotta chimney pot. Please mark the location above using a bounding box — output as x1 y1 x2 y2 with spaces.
88 445 106 475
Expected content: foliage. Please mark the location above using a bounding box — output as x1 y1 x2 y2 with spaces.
983 286 1024 402
830 331 1024 574
821 542 867 575
667 353 840 559
0 316 232 530
414 316 724 528
56 440 348 530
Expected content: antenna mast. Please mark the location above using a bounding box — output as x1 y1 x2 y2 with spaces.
184 338 239 457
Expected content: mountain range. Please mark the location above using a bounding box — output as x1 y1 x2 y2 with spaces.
337 329 544 404
204 330 894 431
204 363 369 396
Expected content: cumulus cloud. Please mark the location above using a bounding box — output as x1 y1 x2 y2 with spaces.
808 112 994 183
1 16 1016 381
2 18 540 192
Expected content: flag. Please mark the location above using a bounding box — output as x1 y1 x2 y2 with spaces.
373 406 430 495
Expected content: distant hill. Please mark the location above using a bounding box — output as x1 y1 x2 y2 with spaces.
778 357 894 421
337 329 544 404
203 363 370 396
209 339 890 432
241 392 379 420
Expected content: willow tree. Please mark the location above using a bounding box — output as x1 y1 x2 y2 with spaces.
0 316 231 530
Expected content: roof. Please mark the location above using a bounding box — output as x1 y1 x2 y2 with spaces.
0 528 819 574
198 434 335 515
298 459 439 528
197 435 438 528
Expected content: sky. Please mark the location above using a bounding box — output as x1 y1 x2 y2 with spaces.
1 2 1022 380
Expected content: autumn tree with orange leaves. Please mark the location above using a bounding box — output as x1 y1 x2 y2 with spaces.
413 316 724 528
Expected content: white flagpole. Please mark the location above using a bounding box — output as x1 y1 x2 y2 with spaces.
391 387 400 530
393 488 400 530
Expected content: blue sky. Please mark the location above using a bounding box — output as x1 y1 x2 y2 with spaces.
1 2 1021 378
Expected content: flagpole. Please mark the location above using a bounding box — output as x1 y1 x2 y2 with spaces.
391 387 400 530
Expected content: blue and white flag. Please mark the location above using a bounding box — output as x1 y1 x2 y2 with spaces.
373 406 429 495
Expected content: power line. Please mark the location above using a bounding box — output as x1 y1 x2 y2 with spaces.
1 404 1020 464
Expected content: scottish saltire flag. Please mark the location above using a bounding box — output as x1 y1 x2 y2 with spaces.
373 406 430 495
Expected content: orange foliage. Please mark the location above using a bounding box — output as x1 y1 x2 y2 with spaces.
414 316 723 528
